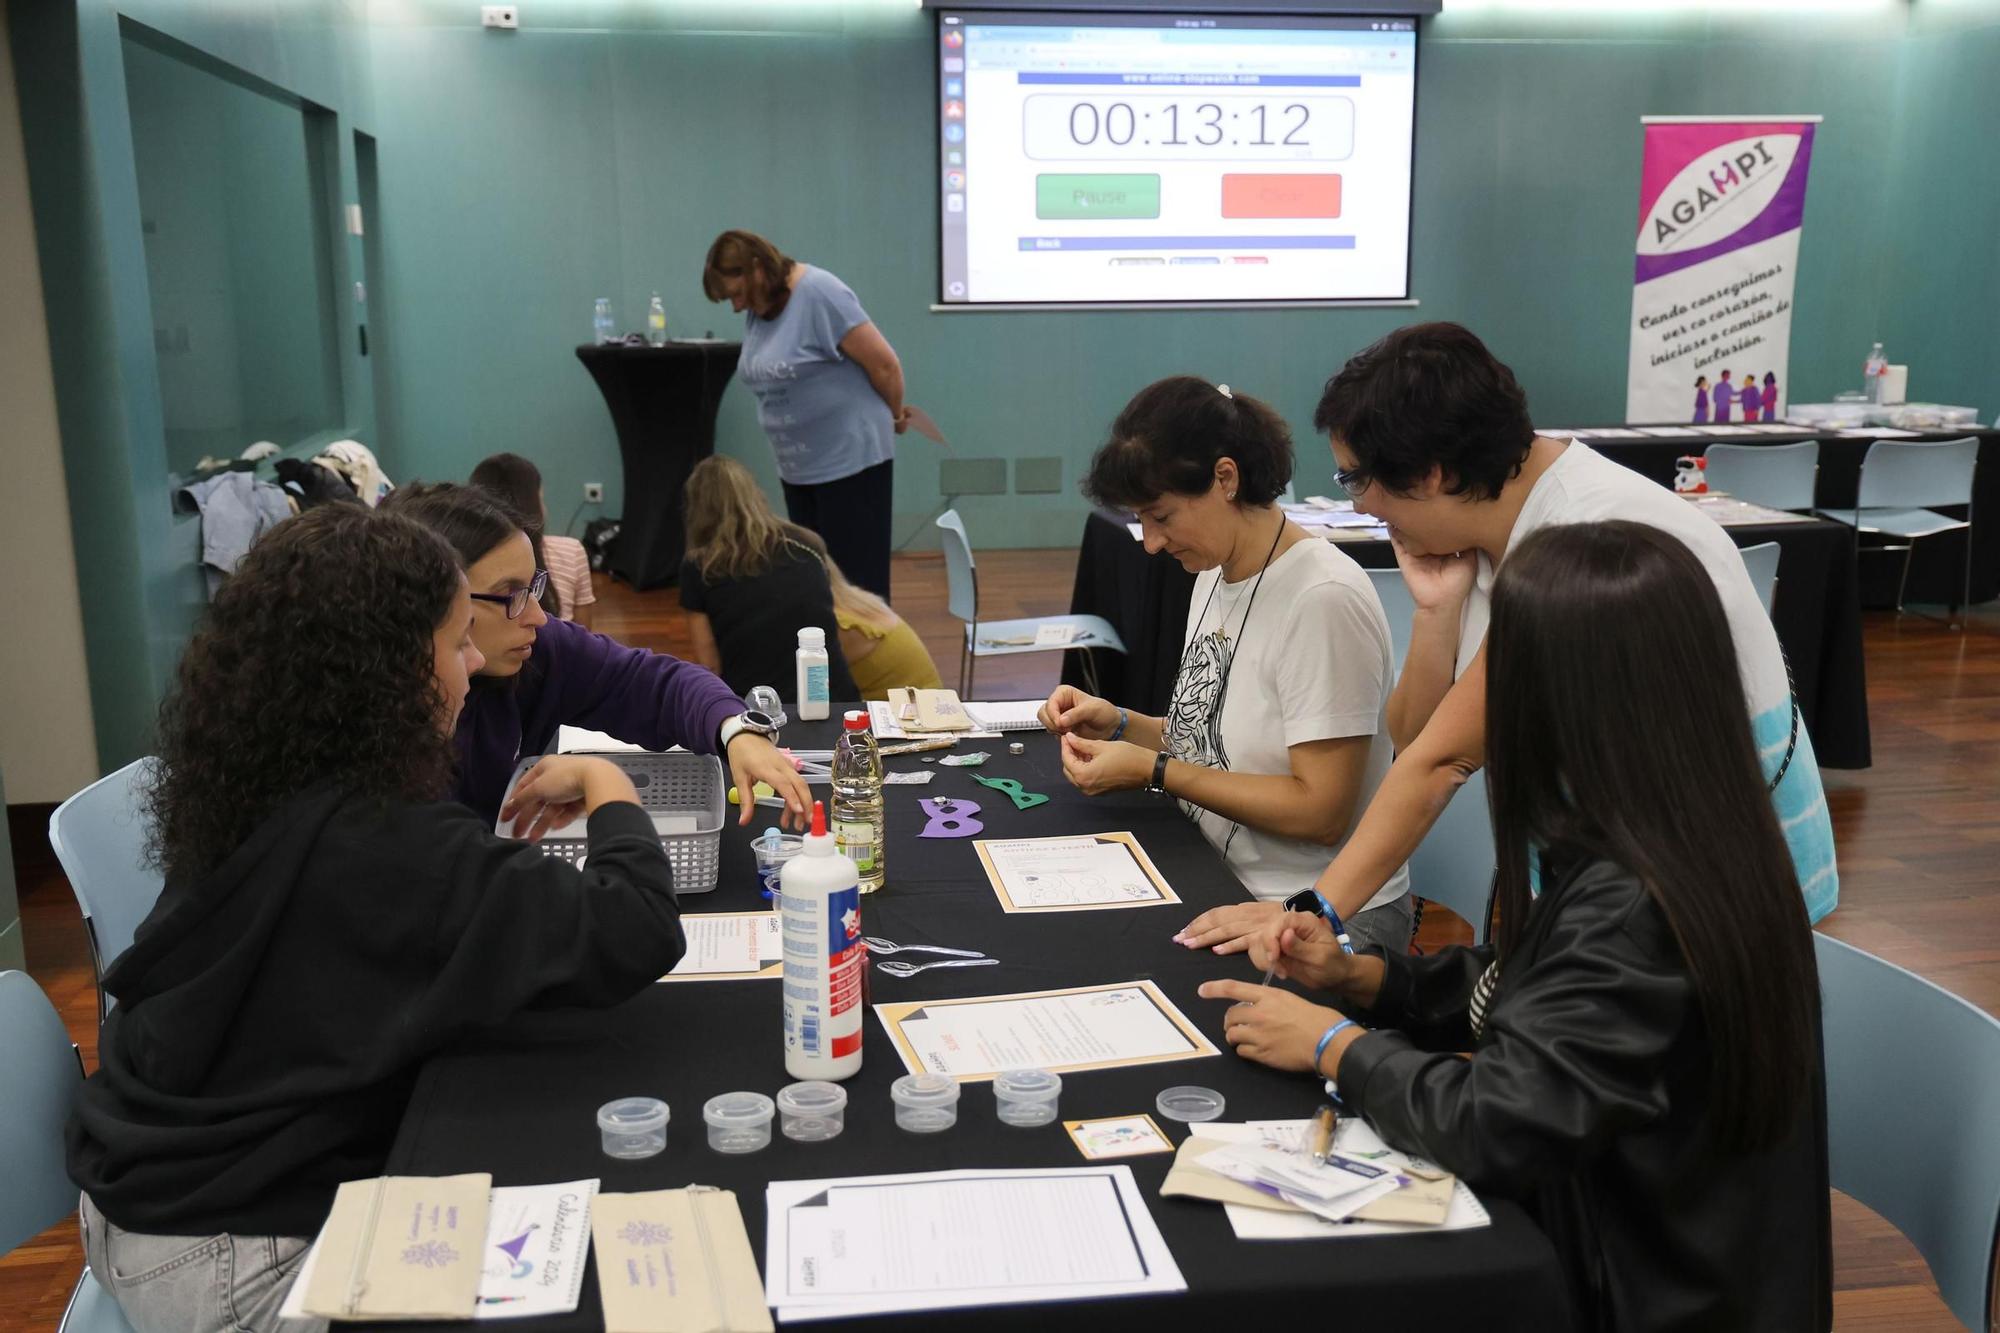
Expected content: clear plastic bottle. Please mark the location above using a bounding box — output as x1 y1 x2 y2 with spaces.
781 800 863 1080
1863 341 1888 403
795 628 831 721
647 293 668 347
593 297 615 345
831 710 885 893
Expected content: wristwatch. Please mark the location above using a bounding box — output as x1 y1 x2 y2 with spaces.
1284 887 1336 926
1146 750 1171 796
718 709 782 750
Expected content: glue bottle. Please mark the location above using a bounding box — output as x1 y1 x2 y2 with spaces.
781 800 864 1080
795 628 831 721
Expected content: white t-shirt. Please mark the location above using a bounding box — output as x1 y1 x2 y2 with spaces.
1171 537 1411 908
1454 442 1837 921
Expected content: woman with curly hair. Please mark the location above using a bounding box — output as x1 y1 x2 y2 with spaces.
65 504 690 1333
381 482 809 832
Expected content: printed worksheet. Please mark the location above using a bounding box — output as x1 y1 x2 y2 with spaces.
875 980 1217 1080
974 832 1177 913
662 913 781 981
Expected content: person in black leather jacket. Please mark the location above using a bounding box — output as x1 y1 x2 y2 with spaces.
1202 521 1830 1333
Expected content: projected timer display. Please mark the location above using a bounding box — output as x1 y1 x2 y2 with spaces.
937 10 1416 306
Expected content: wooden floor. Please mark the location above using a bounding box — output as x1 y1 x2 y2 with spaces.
5 548 1996 1332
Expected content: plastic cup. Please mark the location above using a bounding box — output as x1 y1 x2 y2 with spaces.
1156 1085 1226 1124
890 1073 960 1133
776 1081 848 1142
993 1068 1062 1127
754 830 805 901
703 1092 775 1154
598 1097 669 1158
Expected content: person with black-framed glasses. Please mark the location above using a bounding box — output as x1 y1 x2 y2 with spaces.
382 483 810 833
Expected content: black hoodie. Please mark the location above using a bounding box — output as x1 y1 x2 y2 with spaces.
66 787 685 1237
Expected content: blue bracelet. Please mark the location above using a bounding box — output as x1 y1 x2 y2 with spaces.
1109 707 1128 742
1314 1019 1359 1078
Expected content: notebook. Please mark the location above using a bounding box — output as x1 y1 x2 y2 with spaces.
964 700 1049 733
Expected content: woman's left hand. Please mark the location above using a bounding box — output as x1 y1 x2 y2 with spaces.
1198 978 1349 1073
891 406 912 435
726 734 811 830
1060 733 1155 795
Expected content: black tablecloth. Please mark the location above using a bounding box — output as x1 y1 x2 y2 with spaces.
575 342 741 591
1576 427 1998 607
1067 511 1871 769
370 720 1571 1332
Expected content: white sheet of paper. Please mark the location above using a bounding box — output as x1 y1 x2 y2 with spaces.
1632 425 1707 437
1746 423 1806 434
1190 1120 1490 1241
1126 521 1145 541
865 700 1000 741
881 981 1213 1079
964 700 1049 731
1578 427 1647 439
667 913 781 977
280 1182 599 1322
765 1167 1183 1321
556 726 652 755
982 836 1166 908
1837 426 1923 437
1705 424 1760 436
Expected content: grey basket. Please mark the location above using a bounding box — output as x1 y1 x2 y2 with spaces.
499 751 727 894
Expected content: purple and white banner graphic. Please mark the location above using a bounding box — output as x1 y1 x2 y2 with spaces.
1625 116 1821 426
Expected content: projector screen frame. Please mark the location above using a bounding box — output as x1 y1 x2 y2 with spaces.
932 6 1424 312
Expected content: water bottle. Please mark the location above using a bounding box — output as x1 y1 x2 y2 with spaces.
647 293 668 347
831 710 885 894
781 800 863 1080
1863 341 1888 404
593 297 615 345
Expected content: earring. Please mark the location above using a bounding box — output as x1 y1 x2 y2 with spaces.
1226 492 1236 501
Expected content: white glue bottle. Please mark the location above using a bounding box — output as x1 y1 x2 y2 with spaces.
795 627 831 721
781 800 864 1081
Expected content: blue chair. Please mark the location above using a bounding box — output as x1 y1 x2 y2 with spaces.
1407 769 1495 945
1815 933 2000 1331
937 509 1124 696
1703 441 1820 511
1737 541 1781 617
1365 567 1416 678
47 760 162 1023
1817 437 1979 624
0 970 137 1333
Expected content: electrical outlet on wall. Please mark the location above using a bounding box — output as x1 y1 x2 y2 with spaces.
481 5 518 29
583 482 604 503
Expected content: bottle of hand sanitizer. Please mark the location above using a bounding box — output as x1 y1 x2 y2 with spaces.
795 627 831 721
781 800 863 1081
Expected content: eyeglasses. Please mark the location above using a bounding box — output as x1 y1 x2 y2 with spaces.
469 569 549 620
1333 464 1371 496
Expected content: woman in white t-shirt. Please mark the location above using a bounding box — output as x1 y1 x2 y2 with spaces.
1043 377 1411 954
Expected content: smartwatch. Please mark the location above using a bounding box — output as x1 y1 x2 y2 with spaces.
1283 888 1357 956
718 708 781 749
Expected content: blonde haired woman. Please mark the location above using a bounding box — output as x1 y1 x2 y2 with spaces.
788 527 943 701
681 456 858 704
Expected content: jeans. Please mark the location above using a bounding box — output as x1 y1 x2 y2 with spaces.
79 1193 322 1333
1344 893 1415 957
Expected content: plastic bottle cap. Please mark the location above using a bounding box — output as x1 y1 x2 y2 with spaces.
702 1091 775 1129
798 627 826 649
891 1073 961 1109
803 799 831 854
844 711 868 731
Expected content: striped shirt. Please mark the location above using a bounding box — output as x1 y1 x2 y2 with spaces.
543 535 596 621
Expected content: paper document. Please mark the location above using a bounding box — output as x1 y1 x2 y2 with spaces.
1704 424 1761 436
664 913 782 981
1746 423 1806 434
557 726 653 755
875 979 1218 1081
1633 425 1708 438
1683 494 1816 526
1837 426 1923 438
974 832 1178 913
765 1167 1184 1322
904 405 952 449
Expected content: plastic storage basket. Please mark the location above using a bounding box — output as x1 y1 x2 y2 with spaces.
497 751 727 893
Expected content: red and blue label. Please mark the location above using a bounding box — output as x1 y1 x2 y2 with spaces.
826 885 863 1057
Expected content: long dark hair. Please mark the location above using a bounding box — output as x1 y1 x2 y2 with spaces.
146 505 463 881
1485 521 1817 1153
381 480 525 571
468 453 561 617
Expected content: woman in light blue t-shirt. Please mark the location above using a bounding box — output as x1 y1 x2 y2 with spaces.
703 230 908 599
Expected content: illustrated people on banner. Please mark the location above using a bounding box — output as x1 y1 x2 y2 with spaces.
1693 375 1710 424
1713 369 1736 423
1739 370 1763 423
1763 372 1780 421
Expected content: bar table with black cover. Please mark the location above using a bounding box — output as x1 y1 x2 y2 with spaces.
360 718 1572 1332
575 340 742 590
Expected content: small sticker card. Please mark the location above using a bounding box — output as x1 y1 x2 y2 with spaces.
1065 1114 1175 1160
1033 623 1077 647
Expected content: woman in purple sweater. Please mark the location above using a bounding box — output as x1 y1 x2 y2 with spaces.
384 484 808 831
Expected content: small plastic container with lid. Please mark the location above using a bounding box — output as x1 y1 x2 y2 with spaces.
776 1081 848 1141
754 827 804 901
703 1092 775 1154
1156 1085 1227 1123
890 1073 960 1133
993 1068 1062 1127
598 1097 669 1158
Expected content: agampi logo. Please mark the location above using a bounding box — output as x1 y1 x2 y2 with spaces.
1640 134 1801 257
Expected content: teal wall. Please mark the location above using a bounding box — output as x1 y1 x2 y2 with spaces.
9 0 381 771
368 0 2000 552
15 0 2000 774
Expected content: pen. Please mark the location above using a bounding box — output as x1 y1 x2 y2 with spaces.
1309 1103 1339 1165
